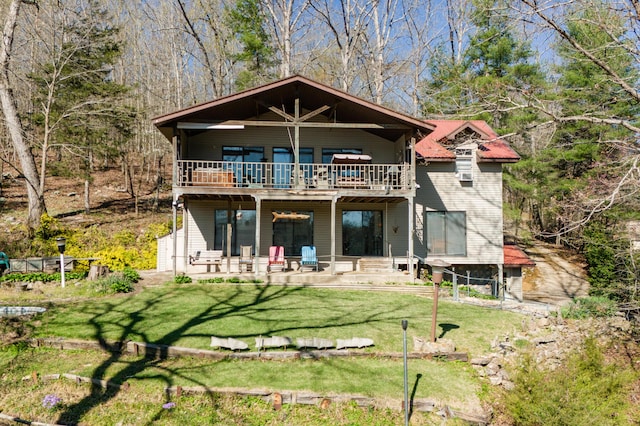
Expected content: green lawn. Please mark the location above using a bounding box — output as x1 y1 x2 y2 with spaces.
1 282 523 424
34 283 520 356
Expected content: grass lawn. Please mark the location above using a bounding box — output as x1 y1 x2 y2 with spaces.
1 281 524 424
33 282 520 355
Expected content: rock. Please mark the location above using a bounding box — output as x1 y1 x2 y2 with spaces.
296 337 334 349
255 336 292 349
336 337 374 349
470 356 493 366
210 336 249 351
413 336 455 353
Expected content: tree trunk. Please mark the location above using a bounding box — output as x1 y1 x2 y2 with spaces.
0 0 46 231
84 179 90 213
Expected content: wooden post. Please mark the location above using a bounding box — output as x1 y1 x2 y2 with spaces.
254 197 261 275
331 196 336 275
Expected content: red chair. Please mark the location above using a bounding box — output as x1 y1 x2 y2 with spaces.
267 246 285 272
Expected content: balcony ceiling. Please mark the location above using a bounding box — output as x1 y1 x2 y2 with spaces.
153 75 433 143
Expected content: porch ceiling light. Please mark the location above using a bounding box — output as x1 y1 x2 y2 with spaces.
177 122 245 130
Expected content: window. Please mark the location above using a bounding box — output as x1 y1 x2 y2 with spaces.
214 209 256 255
272 147 313 188
342 210 383 256
272 211 313 255
455 148 473 181
426 211 466 256
322 148 362 164
223 146 265 185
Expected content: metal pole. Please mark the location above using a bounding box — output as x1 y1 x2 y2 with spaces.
60 253 65 288
430 282 439 342
402 319 409 426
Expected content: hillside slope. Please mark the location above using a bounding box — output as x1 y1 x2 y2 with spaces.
523 242 589 305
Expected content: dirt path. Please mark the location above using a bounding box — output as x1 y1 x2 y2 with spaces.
522 243 589 305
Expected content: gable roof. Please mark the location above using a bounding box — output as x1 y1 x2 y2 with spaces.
416 120 520 163
153 75 434 142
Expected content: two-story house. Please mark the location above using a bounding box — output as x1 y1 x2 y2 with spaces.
153 75 524 295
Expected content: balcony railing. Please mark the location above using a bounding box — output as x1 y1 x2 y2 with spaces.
176 160 410 191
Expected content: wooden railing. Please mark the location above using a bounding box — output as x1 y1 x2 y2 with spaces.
176 160 411 191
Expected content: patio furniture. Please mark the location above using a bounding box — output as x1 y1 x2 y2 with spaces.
239 245 253 272
300 245 318 271
331 154 372 188
267 246 285 272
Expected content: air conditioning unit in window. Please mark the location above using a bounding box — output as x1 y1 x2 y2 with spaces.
458 172 473 182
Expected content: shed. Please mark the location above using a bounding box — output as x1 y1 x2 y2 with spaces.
503 244 536 301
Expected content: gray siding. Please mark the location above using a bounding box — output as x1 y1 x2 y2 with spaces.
187 125 401 163
416 145 504 265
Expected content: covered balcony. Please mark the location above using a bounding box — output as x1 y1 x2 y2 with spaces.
176 159 411 193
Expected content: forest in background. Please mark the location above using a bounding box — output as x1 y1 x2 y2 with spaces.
0 0 638 300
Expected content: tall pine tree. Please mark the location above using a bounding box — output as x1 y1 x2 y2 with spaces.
28 0 135 210
226 0 276 90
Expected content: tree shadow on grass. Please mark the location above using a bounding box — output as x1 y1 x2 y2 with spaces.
54 283 409 424
438 323 460 339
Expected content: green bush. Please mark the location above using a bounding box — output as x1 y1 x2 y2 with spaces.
90 273 134 294
502 338 635 425
122 267 140 283
0 271 87 283
562 296 618 319
197 277 225 284
174 274 192 284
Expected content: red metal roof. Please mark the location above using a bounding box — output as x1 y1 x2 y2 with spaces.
503 244 536 267
416 120 520 163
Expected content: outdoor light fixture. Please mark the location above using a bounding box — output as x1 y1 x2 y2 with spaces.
56 237 66 254
56 237 66 288
427 259 451 343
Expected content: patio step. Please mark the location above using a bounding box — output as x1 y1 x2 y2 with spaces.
358 257 395 273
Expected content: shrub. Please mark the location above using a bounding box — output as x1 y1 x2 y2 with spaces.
0 271 87 283
562 296 618 319
174 274 192 284
91 273 134 294
502 338 635 425
122 267 140 283
197 277 225 284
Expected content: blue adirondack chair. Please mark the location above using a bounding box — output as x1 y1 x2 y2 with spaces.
300 245 318 271
0 251 9 275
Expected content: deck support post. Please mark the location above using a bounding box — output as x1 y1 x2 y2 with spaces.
254 196 262 275
172 196 177 276
331 196 337 275
183 198 189 273
226 200 232 274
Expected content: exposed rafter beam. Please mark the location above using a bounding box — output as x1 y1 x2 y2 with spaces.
216 120 410 129
299 105 331 122
267 105 294 122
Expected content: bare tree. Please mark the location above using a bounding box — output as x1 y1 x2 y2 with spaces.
0 0 45 231
310 0 373 92
397 0 441 115
360 0 404 104
262 0 311 78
